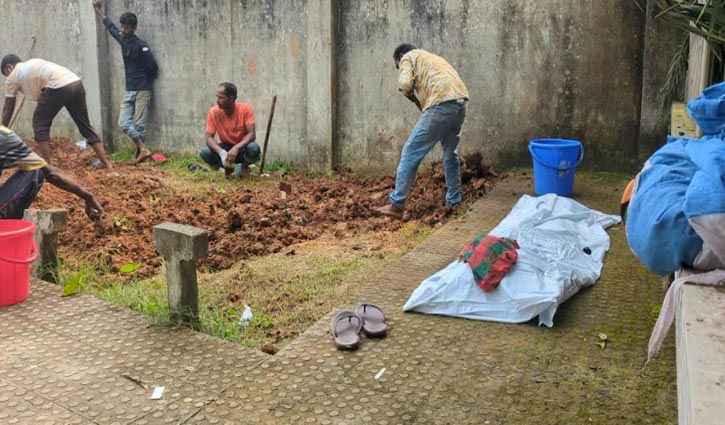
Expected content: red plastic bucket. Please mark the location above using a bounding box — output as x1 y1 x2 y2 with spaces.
0 220 38 307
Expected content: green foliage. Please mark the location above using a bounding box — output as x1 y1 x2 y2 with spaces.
62 271 86 297
659 36 690 117
650 0 725 46
109 150 135 162
119 263 141 274
264 159 296 174
634 1 725 115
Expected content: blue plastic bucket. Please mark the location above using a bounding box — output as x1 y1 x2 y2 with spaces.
528 139 584 196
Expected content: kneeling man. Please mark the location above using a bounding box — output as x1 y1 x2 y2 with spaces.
200 82 260 176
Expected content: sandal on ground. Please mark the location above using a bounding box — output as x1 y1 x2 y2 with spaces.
355 303 388 337
330 310 363 350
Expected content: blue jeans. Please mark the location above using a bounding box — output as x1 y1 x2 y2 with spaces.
200 142 261 168
390 99 467 207
119 90 152 141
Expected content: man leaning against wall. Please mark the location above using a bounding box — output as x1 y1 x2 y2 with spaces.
93 0 159 165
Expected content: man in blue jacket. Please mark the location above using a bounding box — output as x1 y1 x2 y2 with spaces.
93 0 159 165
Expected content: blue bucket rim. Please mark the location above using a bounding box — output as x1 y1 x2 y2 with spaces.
528 139 584 171
529 138 582 148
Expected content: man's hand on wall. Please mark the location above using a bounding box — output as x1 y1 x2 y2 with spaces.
92 0 102 9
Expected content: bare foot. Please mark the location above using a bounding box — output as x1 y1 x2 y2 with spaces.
131 148 152 165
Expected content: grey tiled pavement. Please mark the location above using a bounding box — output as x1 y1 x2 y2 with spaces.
0 172 676 424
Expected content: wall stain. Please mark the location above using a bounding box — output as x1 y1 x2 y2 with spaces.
410 0 446 44
553 15 578 137
367 129 397 164
289 34 300 57
247 57 257 76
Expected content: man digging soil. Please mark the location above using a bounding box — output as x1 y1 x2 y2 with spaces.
374 43 469 220
1 55 112 169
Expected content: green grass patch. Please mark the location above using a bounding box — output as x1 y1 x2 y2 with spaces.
263 159 296 174
109 150 135 162
56 224 433 350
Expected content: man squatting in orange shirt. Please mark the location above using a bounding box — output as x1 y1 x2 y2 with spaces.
200 82 261 176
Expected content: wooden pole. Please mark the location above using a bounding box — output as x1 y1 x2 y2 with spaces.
258 94 277 175
9 35 37 130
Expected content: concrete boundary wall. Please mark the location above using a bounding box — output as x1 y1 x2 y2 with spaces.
0 0 679 173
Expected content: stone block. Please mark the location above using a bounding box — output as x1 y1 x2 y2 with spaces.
153 222 209 328
153 222 208 262
675 268 725 425
23 208 68 283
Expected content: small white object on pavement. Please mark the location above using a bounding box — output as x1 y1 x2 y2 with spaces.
374 367 386 380
151 386 165 400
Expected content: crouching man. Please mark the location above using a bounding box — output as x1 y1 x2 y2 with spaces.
0 125 102 221
200 82 261 176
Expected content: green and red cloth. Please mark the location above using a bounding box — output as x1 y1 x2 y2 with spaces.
459 235 519 292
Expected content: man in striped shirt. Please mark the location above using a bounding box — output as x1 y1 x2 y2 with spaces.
1 55 111 169
374 44 469 220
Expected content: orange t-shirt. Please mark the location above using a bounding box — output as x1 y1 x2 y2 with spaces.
205 102 255 145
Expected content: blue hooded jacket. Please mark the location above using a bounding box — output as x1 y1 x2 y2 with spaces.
626 82 725 275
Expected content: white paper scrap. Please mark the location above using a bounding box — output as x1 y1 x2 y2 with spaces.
374 367 386 380
151 386 165 400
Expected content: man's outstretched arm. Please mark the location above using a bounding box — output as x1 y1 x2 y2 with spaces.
41 165 103 221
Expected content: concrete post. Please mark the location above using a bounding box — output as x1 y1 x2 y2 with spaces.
153 223 208 328
23 209 67 283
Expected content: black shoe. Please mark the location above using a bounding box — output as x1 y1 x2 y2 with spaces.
446 203 461 212
188 163 208 173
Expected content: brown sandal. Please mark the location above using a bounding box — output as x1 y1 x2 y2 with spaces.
356 303 387 337
330 311 363 350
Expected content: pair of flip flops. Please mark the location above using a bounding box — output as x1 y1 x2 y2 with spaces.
331 303 387 350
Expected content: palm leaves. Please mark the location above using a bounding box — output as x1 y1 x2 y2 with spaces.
634 0 725 113
648 0 725 47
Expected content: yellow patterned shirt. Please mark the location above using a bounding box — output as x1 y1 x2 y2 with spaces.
0 125 47 171
397 49 469 111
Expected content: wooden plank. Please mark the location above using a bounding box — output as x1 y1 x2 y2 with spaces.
684 0 710 137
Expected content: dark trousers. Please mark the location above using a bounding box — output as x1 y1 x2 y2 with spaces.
33 80 100 145
0 169 44 219
199 142 261 168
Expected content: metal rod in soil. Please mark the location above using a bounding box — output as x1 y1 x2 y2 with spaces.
259 94 277 175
